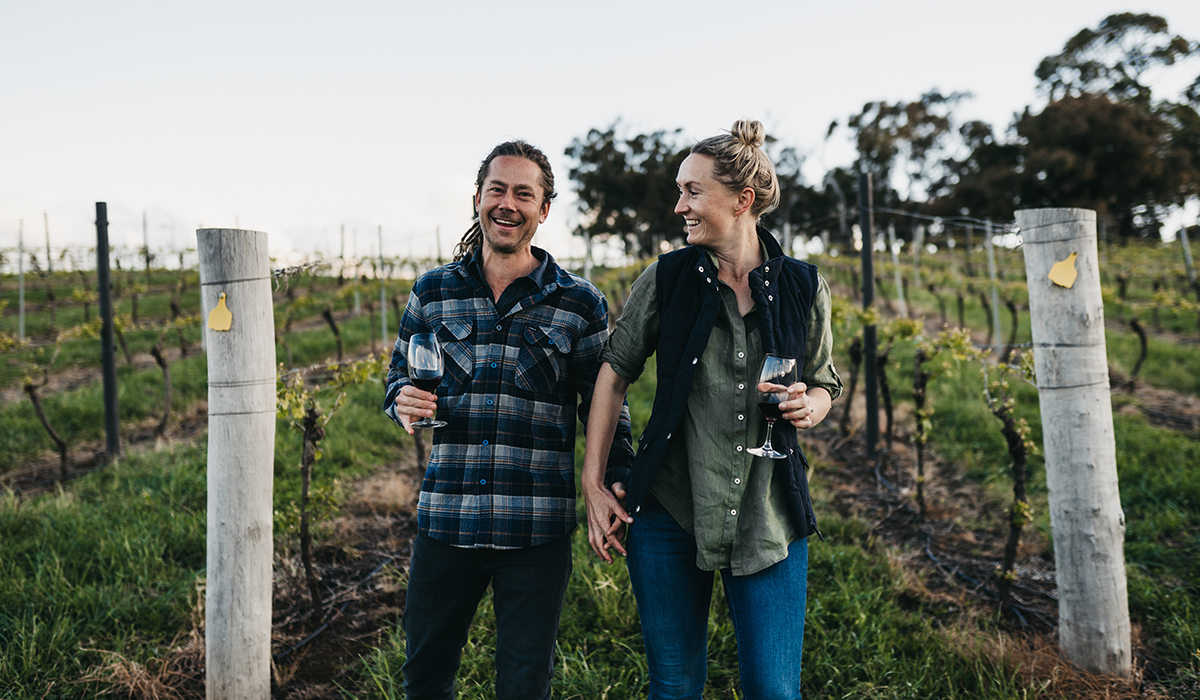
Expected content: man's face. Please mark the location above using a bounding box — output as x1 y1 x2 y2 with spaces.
475 156 551 256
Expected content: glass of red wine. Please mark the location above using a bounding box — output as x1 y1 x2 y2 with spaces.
407 332 447 429
748 354 796 459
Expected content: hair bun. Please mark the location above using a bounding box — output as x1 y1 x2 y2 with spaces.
730 119 765 149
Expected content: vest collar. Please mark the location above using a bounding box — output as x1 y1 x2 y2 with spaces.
698 225 784 289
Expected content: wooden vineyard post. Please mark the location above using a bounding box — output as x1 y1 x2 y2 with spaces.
1015 208 1131 676
984 220 1003 354
97 203 121 460
379 224 388 347
198 229 276 699
858 171 879 453
1180 226 1195 285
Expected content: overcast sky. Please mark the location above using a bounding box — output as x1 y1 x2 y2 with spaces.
2 1 1198 264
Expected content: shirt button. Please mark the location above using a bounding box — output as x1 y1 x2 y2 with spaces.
482 439 489 445
486 398 494 405
734 477 742 484
730 509 737 516
764 265 770 272
698 265 705 272
548 339 554 345
495 324 502 331
737 352 745 359
736 446 743 452
764 280 770 287
491 362 497 368
738 383 745 390
692 357 698 365
768 295 774 301
737 414 744 421
706 277 712 283
480 479 487 485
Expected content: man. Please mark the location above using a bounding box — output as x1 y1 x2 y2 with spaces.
384 140 634 700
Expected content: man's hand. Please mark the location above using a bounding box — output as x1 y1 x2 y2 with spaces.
583 481 632 564
777 382 831 430
393 385 438 435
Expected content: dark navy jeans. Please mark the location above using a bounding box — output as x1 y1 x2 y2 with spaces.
627 497 808 700
401 532 572 700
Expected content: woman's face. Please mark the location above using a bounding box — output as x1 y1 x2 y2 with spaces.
674 153 740 249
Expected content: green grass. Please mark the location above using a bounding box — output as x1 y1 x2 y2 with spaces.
0 270 404 389
0 379 412 698
0 352 211 472
1106 328 1200 397
925 360 1200 688
0 308 393 473
0 445 208 697
354 511 1040 699
1112 415 1200 678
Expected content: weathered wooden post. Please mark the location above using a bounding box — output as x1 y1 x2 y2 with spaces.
886 222 908 317
97 204 121 460
18 219 25 340
198 228 276 699
1180 226 1195 285
1015 208 1131 676
984 219 1003 352
379 225 388 344
858 171 879 453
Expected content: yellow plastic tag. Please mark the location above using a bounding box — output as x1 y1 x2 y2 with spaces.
1048 252 1078 289
208 292 233 331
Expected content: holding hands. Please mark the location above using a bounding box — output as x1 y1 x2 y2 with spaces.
583 481 632 564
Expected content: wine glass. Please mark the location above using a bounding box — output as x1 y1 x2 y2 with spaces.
747 354 797 459
407 332 447 429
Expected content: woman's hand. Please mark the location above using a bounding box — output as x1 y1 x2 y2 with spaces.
583 481 632 564
392 385 438 435
582 363 634 563
778 383 832 430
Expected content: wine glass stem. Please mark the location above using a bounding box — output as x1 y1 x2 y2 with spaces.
762 419 775 451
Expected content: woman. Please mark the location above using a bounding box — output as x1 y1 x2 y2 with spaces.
581 120 842 700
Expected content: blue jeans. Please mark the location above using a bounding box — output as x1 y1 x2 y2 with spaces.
627 497 808 700
401 532 572 700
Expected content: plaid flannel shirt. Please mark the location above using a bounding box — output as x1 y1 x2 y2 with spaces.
384 247 634 549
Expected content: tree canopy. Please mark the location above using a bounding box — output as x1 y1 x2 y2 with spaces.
564 13 1200 251
565 123 687 259
1035 12 1197 107
1017 94 1199 236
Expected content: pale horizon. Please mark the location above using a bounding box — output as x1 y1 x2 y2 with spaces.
3 0 1199 266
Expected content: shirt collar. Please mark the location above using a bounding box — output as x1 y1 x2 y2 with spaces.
704 238 772 274
463 245 554 289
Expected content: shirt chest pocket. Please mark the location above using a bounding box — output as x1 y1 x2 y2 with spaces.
434 320 474 390
516 324 573 395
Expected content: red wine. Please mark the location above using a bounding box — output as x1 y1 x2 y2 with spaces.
411 372 442 393
758 399 784 421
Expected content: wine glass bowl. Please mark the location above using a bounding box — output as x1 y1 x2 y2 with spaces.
407 332 448 429
747 354 796 459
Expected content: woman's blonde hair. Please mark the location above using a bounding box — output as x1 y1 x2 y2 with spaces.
691 119 780 219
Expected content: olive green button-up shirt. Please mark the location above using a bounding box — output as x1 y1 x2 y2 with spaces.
602 256 842 576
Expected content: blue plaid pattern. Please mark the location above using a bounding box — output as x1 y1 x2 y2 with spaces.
384 247 634 549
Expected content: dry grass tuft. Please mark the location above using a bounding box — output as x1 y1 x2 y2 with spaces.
78 584 206 699
79 629 204 699
975 628 1172 700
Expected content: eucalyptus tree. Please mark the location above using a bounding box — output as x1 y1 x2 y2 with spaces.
1031 12 1200 239
565 122 688 258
